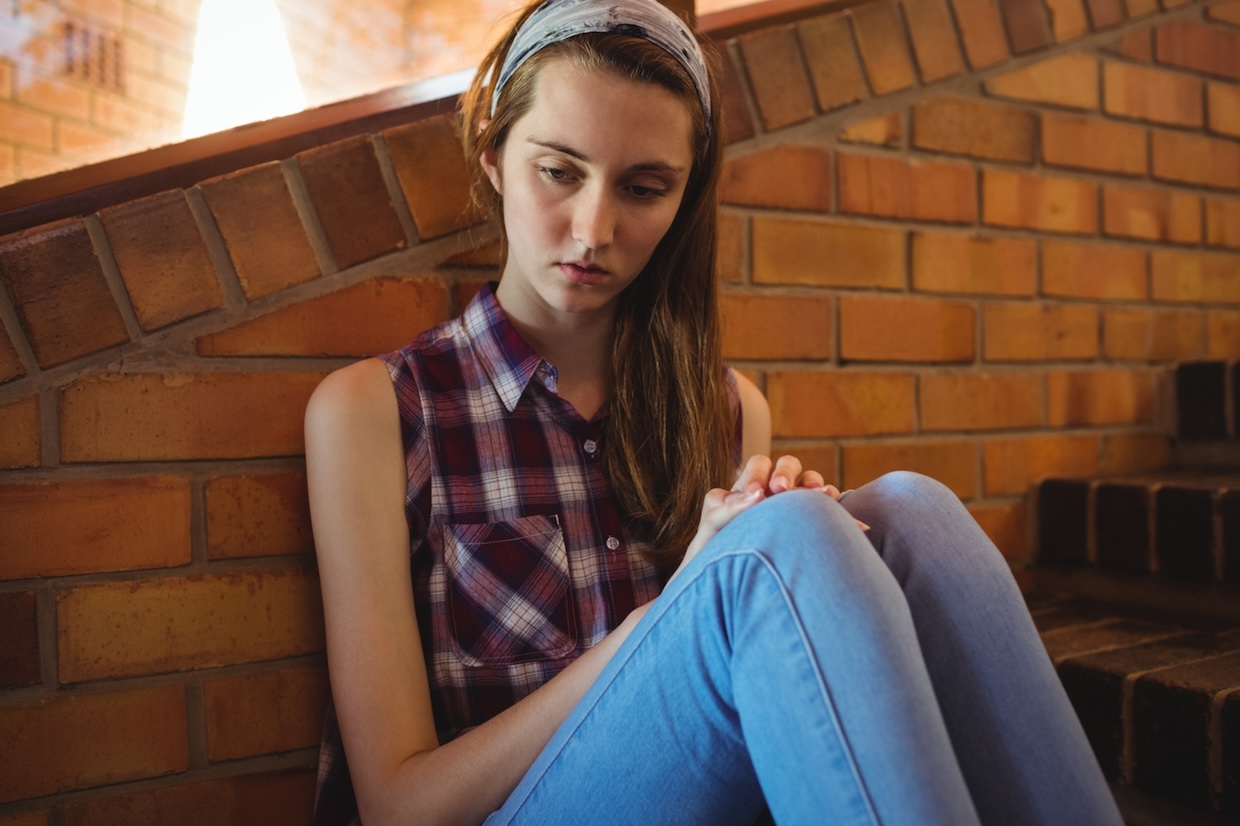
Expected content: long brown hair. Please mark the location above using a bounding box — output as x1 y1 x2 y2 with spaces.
460 5 732 576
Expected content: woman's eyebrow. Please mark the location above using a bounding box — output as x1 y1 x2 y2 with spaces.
527 137 686 173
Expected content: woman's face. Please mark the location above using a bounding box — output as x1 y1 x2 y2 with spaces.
484 59 696 324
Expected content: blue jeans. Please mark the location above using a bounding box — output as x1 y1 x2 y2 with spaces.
485 472 1122 825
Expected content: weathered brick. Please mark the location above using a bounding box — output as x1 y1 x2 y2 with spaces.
57 569 324 682
752 217 905 288
1155 20 1240 81
1209 82 1240 138
205 472 313 559
719 50 756 145
999 0 1053 53
767 371 916 437
99 190 223 331
739 25 817 130
0 686 188 802
1152 129 1240 189
717 211 745 283
1101 431 1172 474
913 232 1037 295
0 218 128 367
920 371 1044 430
840 294 975 362
441 241 503 269
1047 369 1155 426
0 326 23 383
1044 0 1090 40
1103 307 1204 360
1037 478 1091 566
1152 250 1240 304
912 96 1036 163
0 477 191 580
62 770 315 826
60 372 324 462
0 590 38 688
983 434 1100 495
296 136 407 269
1084 0 1125 29
838 113 902 146
1041 113 1147 175
1043 620 1177 666
986 53 1098 110
850 1 917 95
1103 61 1203 127
384 114 481 240
901 0 965 82
0 394 39 468
0 101 53 149
721 145 832 212
982 170 1098 235
769 443 840 487
798 14 868 112
842 439 977 497
1207 197 1240 248
968 500 1028 561
0 811 48 826
1109 29 1154 57
983 302 1099 361
838 152 976 223
204 667 328 760
199 163 320 301
951 0 1010 68
1102 183 1200 244
720 292 833 360
1208 0 1240 23
1208 311 1240 359
1042 240 1147 300
196 277 448 357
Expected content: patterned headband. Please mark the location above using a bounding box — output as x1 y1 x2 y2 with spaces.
491 0 712 128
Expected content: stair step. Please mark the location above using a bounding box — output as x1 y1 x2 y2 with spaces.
1175 361 1238 443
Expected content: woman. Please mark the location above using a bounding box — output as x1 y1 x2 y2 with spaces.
305 1 1123 823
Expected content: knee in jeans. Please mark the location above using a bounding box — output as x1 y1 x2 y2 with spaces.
864 470 954 508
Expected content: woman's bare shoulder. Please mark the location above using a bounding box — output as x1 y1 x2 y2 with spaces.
306 358 398 436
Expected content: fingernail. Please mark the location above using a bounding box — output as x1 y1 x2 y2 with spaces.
745 488 763 502
856 520 871 532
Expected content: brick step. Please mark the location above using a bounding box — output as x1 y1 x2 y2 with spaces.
1174 361 1239 444
1029 592 1240 820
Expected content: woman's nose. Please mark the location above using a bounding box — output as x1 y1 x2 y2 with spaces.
572 186 615 251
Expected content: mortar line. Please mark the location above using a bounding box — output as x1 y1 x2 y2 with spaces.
281 157 339 277
83 214 143 343
185 186 248 309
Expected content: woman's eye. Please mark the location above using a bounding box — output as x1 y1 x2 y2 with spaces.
628 184 667 200
539 166 571 182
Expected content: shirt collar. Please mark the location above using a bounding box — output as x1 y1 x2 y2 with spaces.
462 282 558 412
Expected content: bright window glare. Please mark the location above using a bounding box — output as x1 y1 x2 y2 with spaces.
181 0 307 139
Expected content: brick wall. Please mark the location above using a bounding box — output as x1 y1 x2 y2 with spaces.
1 0 1239 819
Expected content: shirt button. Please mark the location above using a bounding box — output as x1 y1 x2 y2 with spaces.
606 536 620 551
583 439 598 455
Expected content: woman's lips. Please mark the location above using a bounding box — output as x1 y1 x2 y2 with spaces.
559 262 609 285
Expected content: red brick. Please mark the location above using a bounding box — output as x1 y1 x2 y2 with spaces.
1152 250 1240 304
969 500 1029 561
719 49 757 145
912 96 1036 163
1102 184 1201 244
1155 20 1240 81
0 686 188 802
838 113 902 146
1102 307 1204 360
1208 82 1240 138
718 211 745 283
987 54 1099 110
1103 62 1203 127
0 101 53 149
62 770 316 826
60 371 324 462
1101 432 1172 474
720 292 833 360
767 371 916 437
920 371 1044 430
442 241 504 269
384 114 482 240
196 277 447 357
1085 0 1125 29
901 0 965 82
1152 129 1240 189
1042 240 1147 300
0 590 38 688
1046 369 1156 425
1207 0 1240 23
296 136 407 269
1044 0 1090 41
999 0 1054 52
0 477 191 581
1109 29 1154 58
0 394 39 468
721 145 832 212
984 302 1099 361
0 812 47 826
204 666 328 760
57 569 324 682
739 25 817 130
983 434 1100 495
850 2 917 94
842 439 977 497
752 217 905 288
838 152 976 223
1207 311 1240 358
951 0 1011 68
205 472 313 559
1207 197 1240 248
982 170 1099 235
0 218 128 367
99 190 223 331
0 326 23 383
1041 113 1147 175
199 163 320 301
840 294 975 362
798 14 868 112
913 232 1037 296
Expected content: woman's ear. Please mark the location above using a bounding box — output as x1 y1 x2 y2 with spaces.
480 145 503 196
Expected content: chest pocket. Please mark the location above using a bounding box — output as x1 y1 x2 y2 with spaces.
442 514 577 667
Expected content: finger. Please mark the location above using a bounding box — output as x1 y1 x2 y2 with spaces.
769 455 803 493
797 470 826 489
733 454 773 494
822 484 842 500
855 518 871 532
